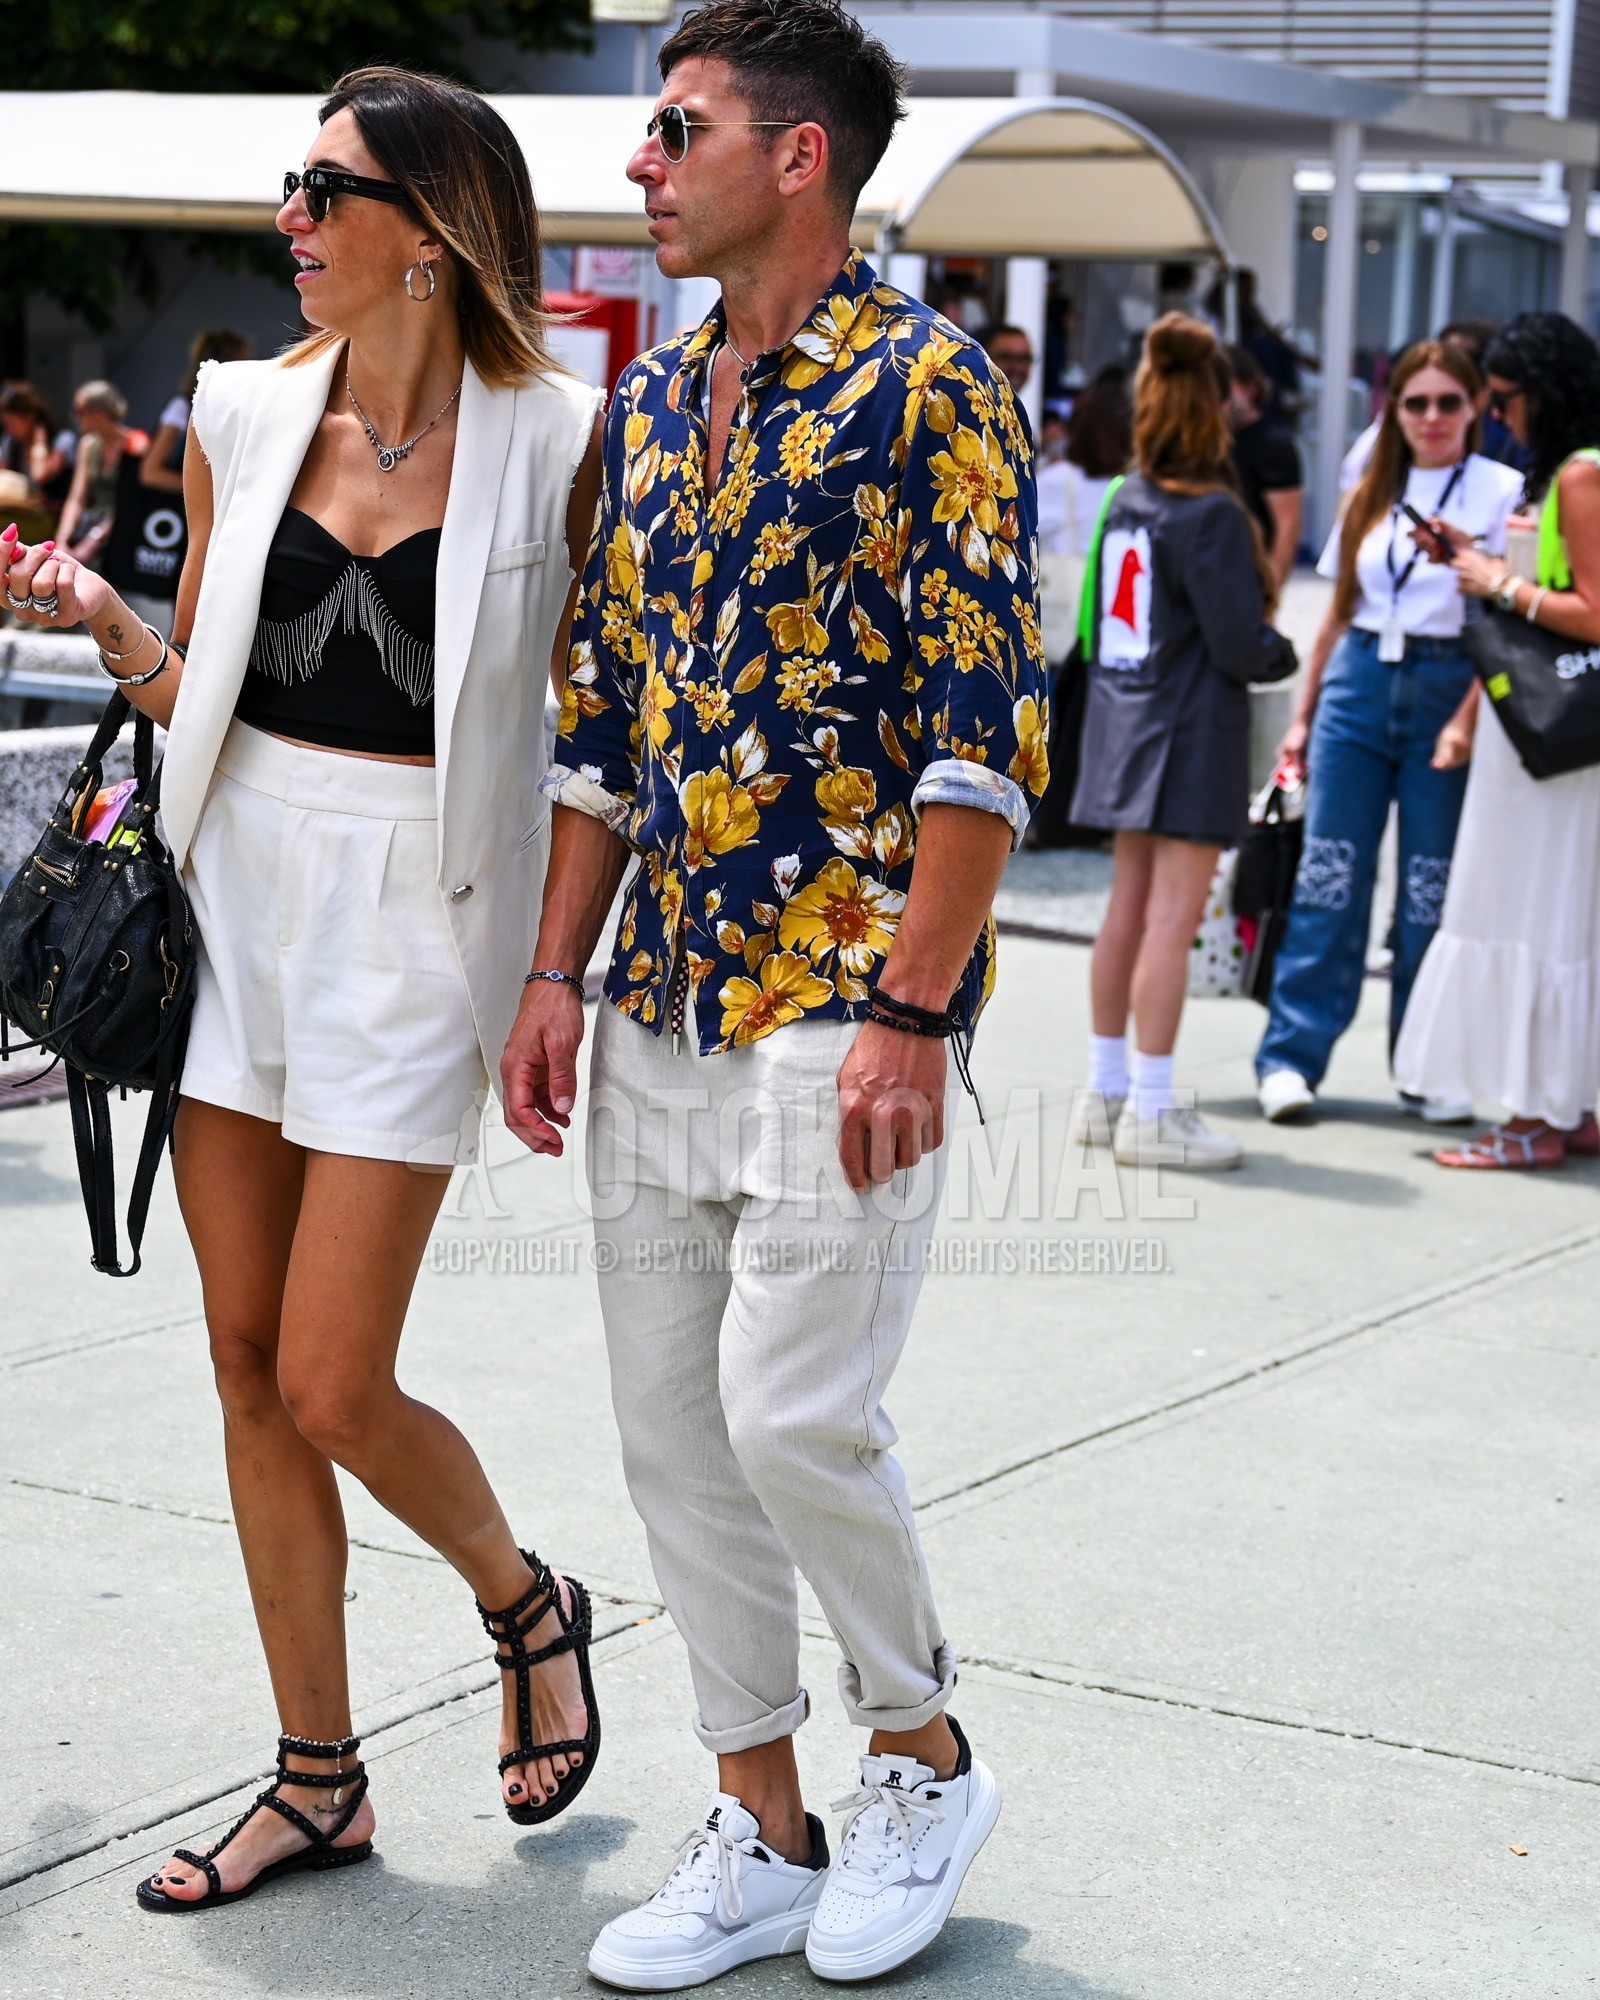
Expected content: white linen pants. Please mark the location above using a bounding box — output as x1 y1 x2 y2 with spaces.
588 997 957 1752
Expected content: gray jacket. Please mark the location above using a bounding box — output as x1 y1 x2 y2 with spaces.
1069 471 1292 845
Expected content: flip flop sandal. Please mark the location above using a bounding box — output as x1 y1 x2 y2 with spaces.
136 1733 372 1911
478 1548 601 1827
1433 1122 1566 1170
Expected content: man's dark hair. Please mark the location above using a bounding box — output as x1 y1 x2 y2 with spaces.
980 323 1030 351
1225 343 1267 397
658 0 907 212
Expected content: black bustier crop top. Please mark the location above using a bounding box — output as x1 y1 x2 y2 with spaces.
234 508 440 755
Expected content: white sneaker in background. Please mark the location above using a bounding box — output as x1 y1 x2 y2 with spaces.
805 1716 1001 1983
1398 1089 1475 1125
588 1794 826 1991
1068 1088 1126 1145
1113 1102 1244 1171
1258 1069 1315 1123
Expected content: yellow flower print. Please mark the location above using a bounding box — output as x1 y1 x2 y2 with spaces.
656 867 684 931
848 605 891 664
1012 592 1045 668
927 426 1018 536
777 412 835 485
766 592 829 657
1008 695 1050 796
782 296 882 390
684 679 735 732
919 568 950 620
639 662 677 756
776 655 841 714
624 410 653 455
778 857 903 975
718 949 835 1044
901 336 966 435
601 597 646 668
681 767 760 871
852 485 903 587
710 432 761 535
605 520 646 615
816 765 876 825
749 516 804 583
558 641 608 738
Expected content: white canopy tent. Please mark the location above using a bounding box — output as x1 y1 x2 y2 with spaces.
0 90 1225 262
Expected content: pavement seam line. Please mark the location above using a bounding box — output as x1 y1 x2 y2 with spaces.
0 1310 207 1374
956 1649 1600 1791
912 1221 1600 1516
0 1607 667 1897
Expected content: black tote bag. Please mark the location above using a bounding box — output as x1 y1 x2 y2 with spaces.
1464 606 1600 779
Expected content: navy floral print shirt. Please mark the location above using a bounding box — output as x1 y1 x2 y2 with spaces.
542 251 1046 1053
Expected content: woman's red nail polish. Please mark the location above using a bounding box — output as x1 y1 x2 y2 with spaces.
1 524 16 540
40 540 55 551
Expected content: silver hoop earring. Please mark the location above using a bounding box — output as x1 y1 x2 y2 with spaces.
405 261 437 303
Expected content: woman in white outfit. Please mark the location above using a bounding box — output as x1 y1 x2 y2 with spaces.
1394 310 1600 1167
2 66 606 1904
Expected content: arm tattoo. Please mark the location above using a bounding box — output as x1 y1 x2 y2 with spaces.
107 622 124 647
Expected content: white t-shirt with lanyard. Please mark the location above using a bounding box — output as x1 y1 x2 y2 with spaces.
1317 453 1523 655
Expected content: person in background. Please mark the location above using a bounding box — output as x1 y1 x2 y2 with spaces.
1225 343 1302 593
1235 268 1310 430
1395 310 1600 1168
55 380 142 567
1037 362 1130 564
1070 313 1292 1169
1339 318 1522 493
1255 339 1521 1124
105 330 252 637
0 382 75 515
1043 292 1083 404
141 329 252 499
981 321 1034 401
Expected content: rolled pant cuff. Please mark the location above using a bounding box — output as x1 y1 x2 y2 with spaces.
837 1640 958 1733
692 1685 811 1754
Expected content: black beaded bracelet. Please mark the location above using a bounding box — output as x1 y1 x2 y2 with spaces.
865 984 957 1035
524 968 585 997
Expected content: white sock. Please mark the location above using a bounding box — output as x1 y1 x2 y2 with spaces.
1132 1050 1175 1122
1087 1033 1129 1099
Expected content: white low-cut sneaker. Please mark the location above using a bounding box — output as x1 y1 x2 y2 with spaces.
588 1794 827 1991
1112 1102 1244 1170
805 1716 1001 1983
1258 1069 1315 1123
1067 1087 1126 1145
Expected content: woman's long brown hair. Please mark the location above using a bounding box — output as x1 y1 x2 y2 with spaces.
1331 339 1482 623
1133 312 1278 612
284 66 560 388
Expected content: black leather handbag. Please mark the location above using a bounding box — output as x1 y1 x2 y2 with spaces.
1464 606 1600 779
0 690 196 1275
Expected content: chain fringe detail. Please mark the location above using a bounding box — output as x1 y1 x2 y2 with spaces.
248 564 434 707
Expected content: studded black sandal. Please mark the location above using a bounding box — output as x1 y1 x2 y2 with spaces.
135 1733 373 1912
477 1548 601 1826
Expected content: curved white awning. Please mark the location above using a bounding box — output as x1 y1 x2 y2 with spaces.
0 91 1225 262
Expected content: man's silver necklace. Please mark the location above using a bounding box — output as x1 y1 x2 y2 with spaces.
347 377 461 472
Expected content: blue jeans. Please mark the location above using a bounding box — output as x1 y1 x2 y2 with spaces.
1257 628 1474 1089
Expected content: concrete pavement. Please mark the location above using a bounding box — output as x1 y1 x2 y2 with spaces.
2 916 1598 1998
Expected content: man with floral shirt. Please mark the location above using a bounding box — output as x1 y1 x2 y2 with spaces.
502 2 1044 1985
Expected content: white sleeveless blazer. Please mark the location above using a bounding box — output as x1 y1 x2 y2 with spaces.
159 345 603 1085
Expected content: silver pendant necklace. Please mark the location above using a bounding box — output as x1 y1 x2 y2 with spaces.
347 377 462 473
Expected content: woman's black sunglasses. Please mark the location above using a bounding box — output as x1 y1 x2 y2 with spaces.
1399 391 1467 417
283 167 411 224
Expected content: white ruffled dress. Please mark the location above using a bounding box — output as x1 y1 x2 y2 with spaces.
1394 693 1600 1126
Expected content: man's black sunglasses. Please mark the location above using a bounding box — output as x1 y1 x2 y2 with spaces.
283 167 412 224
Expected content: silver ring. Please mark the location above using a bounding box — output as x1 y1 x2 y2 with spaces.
5 588 30 611
29 593 59 618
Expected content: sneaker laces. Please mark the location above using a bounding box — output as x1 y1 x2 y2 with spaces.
653 1818 752 1923
830 1777 945 1891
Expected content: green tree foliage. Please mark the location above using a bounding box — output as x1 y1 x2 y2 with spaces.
23 0 590 93
3 0 591 371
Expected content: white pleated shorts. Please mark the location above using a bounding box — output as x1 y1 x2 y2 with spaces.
181 721 486 1165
